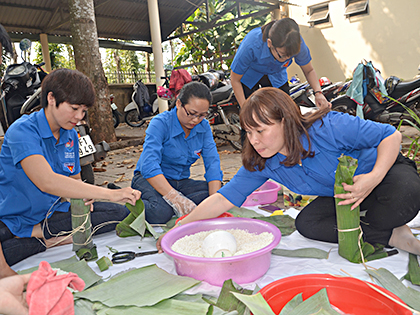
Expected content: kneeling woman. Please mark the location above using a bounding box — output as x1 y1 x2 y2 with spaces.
158 87 420 256
131 81 223 224
0 69 141 270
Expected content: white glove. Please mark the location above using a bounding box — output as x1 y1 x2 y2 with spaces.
163 188 197 217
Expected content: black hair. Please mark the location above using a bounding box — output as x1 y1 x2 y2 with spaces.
169 81 212 109
261 18 301 57
41 68 96 108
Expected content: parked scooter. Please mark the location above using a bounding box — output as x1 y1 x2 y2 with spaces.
0 39 109 184
110 94 122 128
124 79 158 127
331 63 420 125
197 70 242 151
290 77 351 108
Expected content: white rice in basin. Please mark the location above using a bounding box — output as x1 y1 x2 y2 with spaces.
171 228 274 257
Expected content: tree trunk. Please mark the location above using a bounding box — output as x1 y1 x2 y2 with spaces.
68 0 117 144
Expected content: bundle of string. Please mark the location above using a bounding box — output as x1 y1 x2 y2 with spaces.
36 196 121 249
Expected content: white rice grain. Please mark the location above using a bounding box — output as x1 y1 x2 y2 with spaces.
171 228 274 257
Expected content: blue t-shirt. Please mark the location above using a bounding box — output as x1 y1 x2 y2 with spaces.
231 27 312 89
219 111 396 206
135 107 223 182
0 109 81 237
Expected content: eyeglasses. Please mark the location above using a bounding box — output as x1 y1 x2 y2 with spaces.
270 46 287 60
181 103 209 120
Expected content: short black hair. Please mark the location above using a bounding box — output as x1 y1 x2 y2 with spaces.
41 68 96 108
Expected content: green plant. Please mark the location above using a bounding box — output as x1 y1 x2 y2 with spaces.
395 100 420 165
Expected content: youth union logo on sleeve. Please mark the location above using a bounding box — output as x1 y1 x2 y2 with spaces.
64 163 75 173
194 149 202 157
65 139 74 151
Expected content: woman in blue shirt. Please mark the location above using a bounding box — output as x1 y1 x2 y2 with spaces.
0 69 141 272
158 87 420 256
131 82 223 224
231 18 329 109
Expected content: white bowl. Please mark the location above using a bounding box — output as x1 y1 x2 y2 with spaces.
202 230 237 258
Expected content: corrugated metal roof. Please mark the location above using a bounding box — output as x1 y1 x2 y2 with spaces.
0 0 205 42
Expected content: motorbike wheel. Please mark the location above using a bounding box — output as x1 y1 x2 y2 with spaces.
124 109 146 128
81 164 95 185
226 111 242 151
113 110 120 128
331 98 357 116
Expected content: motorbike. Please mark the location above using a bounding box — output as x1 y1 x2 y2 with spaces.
0 39 109 184
110 94 122 128
331 63 420 126
197 70 242 151
124 79 158 127
290 77 352 108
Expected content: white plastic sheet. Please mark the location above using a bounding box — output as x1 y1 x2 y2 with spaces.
12 207 420 297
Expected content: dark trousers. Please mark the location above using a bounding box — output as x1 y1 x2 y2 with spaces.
131 172 210 224
295 154 420 246
240 76 290 144
242 75 290 99
0 201 129 266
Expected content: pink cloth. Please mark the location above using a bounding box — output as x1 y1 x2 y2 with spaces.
169 69 192 96
26 261 85 315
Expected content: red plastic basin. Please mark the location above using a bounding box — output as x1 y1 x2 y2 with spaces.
258 274 411 315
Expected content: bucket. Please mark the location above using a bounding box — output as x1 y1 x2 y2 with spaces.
258 274 411 315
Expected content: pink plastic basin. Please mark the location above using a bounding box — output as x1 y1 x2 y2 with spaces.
242 180 282 207
161 217 281 286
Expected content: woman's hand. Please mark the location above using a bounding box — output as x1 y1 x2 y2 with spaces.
0 273 31 315
162 188 196 216
335 173 381 210
109 187 141 206
314 93 331 109
156 234 165 253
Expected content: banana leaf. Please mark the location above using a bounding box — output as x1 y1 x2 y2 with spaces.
286 288 340 315
251 215 296 236
116 199 158 238
212 279 254 315
91 294 210 315
403 254 420 285
227 207 264 218
334 155 388 263
71 198 97 261
366 268 420 312
74 264 200 308
279 293 303 315
116 199 144 237
74 299 96 315
18 256 79 274
96 256 113 272
18 256 102 289
230 292 275 315
272 248 329 259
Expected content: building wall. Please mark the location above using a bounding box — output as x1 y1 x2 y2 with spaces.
287 0 420 83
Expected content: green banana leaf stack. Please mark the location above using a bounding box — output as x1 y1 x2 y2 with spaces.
71 198 98 261
334 155 390 263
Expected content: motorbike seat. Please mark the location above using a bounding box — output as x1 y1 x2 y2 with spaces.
211 85 234 104
391 76 420 99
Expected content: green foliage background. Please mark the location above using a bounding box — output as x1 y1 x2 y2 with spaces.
172 0 270 73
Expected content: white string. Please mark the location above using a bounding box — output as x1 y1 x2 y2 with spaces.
39 197 122 248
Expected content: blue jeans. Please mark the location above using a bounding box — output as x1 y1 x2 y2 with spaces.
131 172 210 224
0 201 129 266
